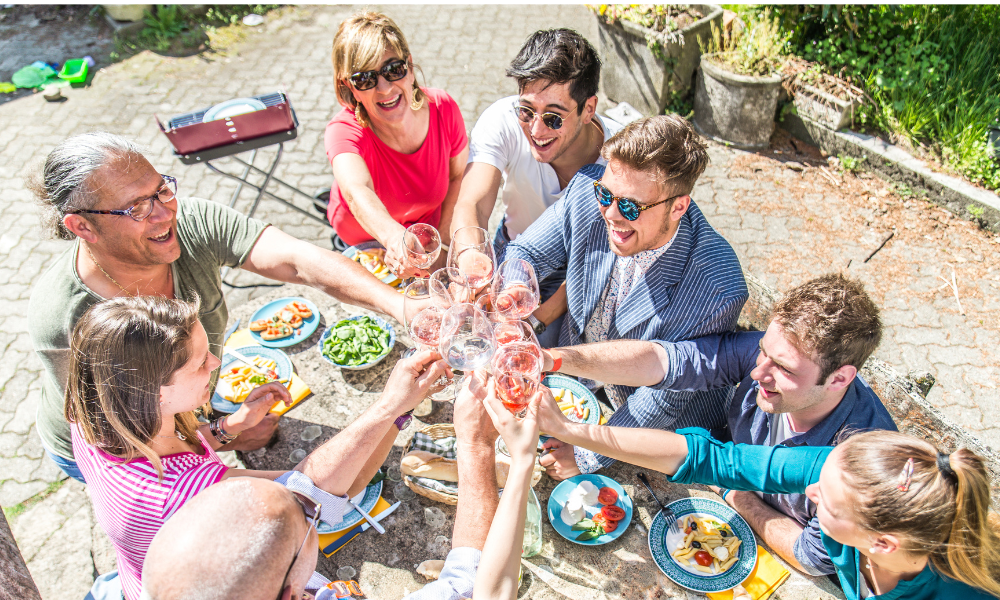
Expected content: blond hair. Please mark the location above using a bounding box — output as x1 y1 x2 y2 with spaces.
331 10 425 128
600 115 709 197
65 296 203 480
839 431 1000 597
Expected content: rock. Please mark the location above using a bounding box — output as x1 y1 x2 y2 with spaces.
416 560 444 580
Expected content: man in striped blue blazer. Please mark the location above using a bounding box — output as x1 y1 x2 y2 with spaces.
504 115 749 478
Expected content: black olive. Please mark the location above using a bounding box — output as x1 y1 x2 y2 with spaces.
720 529 729 537
692 541 702 549
690 521 697 530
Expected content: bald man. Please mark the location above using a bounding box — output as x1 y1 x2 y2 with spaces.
141 374 502 600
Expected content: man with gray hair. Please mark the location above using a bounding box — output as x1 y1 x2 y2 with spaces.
28 132 409 482
140 374 503 600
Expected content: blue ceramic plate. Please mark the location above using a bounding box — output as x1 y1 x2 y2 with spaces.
542 375 601 426
316 480 383 534
202 97 266 122
211 345 293 414
546 474 632 546
249 297 320 348
649 497 757 593
318 315 396 371
343 241 401 286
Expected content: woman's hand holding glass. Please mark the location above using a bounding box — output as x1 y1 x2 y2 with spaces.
481 378 540 460
391 223 442 280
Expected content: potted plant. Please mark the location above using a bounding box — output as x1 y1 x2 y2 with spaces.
783 59 868 131
693 10 790 149
590 4 723 116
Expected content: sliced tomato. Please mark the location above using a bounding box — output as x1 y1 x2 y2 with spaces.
231 367 240 374
597 487 619 505
694 550 714 567
601 505 626 522
591 513 607 527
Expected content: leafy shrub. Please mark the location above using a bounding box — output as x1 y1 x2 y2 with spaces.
702 9 790 77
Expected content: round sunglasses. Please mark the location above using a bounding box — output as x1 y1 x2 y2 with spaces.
512 102 565 130
593 181 681 221
349 59 408 91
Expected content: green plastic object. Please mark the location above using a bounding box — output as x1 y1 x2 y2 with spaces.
12 66 49 89
0 82 15 94
58 59 88 83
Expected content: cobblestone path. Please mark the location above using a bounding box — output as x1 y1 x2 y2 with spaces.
0 5 996 598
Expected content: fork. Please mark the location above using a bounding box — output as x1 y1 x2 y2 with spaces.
637 471 681 536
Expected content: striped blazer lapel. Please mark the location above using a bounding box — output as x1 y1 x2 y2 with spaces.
568 218 615 336
613 215 694 338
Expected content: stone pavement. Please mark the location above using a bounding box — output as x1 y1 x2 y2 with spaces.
0 4 997 598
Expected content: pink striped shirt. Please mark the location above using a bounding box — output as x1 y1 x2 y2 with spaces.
72 424 229 600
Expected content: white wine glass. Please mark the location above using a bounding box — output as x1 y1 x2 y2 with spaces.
439 303 496 394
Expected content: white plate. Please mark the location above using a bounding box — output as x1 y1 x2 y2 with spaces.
202 98 266 122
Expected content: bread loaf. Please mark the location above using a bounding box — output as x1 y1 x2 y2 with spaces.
400 451 458 482
495 452 543 488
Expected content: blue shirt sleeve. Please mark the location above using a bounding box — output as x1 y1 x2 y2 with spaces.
793 515 837 576
653 331 762 392
669 428 830 493
402 548 481 600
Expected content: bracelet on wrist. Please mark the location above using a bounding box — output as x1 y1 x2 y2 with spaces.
719 488 732 502
210 416 238 445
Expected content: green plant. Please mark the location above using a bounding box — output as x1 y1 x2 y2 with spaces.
838 153 863 173
967 204 987 228
701 9 791 77
143 5 186 38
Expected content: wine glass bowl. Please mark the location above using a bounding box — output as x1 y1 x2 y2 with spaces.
430 267 473 305
439 303 496 372
403 223 442 271
493 347 541 417
494 320 539 348
449 226 496 294
492 259 540 321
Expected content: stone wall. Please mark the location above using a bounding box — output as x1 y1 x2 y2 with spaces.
739 270 1000 507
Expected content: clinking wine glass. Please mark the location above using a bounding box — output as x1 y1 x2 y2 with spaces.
494 320 540 349
402 223 442 276
474 293 504 324
492 258 540 321
493 346 541 417
439 303 496 394
430 267 473 305
448 226 496 296
403 278 454 400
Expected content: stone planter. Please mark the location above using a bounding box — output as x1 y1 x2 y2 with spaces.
793 83 861 131
597 5 723 117
103 4 147 22
693 53 783 149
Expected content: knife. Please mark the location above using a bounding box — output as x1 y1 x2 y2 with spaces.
349 497 386 534
226 348 272 378
321 501 401 556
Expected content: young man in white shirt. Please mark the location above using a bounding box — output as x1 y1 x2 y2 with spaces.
450 29 622 343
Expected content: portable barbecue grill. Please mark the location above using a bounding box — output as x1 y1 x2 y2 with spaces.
157 91 327 225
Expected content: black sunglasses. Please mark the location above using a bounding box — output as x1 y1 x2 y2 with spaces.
68 175 177 222
274 491 322 600
512 102 565 130
593 181 680 221
349 59 408 91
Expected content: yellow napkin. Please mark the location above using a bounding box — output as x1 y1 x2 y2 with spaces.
223 329 312 415
318 496 393 557
706 546 790 600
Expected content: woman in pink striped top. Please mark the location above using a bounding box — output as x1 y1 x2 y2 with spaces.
66 296 450 600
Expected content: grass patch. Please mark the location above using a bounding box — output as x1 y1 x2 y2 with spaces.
2 479 66 522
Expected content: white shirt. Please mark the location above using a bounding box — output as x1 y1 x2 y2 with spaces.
468 95 622 239
768 413 806 447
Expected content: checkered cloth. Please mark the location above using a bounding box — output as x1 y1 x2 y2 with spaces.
409 432 457 459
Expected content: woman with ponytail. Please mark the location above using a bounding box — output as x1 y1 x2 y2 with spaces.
534 392 1000 599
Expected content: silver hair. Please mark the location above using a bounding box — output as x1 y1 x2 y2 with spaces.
29 132 145 240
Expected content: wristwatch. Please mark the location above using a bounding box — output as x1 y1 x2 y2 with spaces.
526 314 546 334
393 410 414 430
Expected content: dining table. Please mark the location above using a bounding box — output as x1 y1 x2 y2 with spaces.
229 283 846 600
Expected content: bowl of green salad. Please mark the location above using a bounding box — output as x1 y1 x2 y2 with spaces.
319 315 396 370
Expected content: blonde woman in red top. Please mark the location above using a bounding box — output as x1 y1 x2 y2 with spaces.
325 11 468 278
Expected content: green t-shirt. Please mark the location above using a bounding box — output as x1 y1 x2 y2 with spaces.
29 197 268 460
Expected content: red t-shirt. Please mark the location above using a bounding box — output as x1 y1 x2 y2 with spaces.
324 87 467 246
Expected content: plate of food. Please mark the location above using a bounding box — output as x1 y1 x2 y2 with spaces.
319 315 395 370
343 241 403 289
316 479 384 534
542 375 601 426
211 345 293 413
546 474 632 545
249 297 320 348
649 497 757 593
